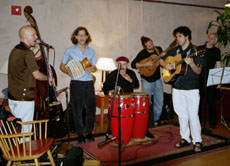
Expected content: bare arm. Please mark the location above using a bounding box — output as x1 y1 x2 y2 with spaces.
184 57 201 75
135 61 153 68
215 61 222 88
32 70 55 86
215 61 221 68
159 59 173 70
60 62 72 77
32 70 47 81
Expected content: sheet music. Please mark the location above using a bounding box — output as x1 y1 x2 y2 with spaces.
207 67 230 86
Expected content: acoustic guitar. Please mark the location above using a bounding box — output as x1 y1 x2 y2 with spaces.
138 40 177 77
162 49 206 84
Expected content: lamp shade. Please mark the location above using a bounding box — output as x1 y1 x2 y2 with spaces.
0 59 8 74
225 1 230 7
96 57 116 71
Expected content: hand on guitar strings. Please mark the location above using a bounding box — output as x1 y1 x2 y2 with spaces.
145 60 155 67
184 57 194 66
165 64 173 70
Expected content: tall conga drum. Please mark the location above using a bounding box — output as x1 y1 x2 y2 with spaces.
109 94 134 144
132 92 149 139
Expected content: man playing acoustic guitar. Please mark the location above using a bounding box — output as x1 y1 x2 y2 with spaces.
159 26 204 153
131 36 165 138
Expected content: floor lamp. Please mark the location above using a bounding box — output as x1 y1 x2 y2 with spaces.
225 1 230 7
96 57 116 90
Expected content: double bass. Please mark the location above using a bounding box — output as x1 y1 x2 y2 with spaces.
24 6 66 138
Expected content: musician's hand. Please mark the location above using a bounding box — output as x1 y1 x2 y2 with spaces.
184 57 194 65
165 64 173 70
217 84 221 89
48 77 56 86
121 73 132 83
85 66 96 73
160 52 167 57
109 90 114 95
67 69 73 77
145 61 154 67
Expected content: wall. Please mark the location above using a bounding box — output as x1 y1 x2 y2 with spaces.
0 0 228 110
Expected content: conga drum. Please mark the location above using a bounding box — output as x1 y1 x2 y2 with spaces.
132 92 149 139
109 94 134 144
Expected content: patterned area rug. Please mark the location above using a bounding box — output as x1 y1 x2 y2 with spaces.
78 125 228 166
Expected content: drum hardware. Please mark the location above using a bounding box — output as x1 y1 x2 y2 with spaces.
135 111 149 114
97 136 118 148
109 114 135 118
125 104 129 109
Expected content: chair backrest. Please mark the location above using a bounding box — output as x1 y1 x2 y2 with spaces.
0 120 33 159
0 119 55 165
17 119 49 140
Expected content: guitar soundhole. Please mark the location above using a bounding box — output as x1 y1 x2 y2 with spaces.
170 69 176 74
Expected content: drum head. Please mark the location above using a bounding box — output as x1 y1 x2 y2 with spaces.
109 93 132 99
131 92 148 97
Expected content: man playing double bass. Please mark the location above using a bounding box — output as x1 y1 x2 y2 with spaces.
8 25 55 133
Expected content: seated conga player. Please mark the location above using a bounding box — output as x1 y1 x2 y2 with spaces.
102 56 139 95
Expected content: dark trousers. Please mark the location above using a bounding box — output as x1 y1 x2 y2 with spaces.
199 86 217 127
70 80 96 136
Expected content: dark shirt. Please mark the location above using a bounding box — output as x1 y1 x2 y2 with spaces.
102 69 139 95
198 45 221 86
163 43 204 90
8 42 38 101
131 46 162 82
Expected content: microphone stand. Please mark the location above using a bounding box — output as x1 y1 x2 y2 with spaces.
43 46 51 119
43 44 57 120
97 63 122 166
202 45 211 134
117 86 122 166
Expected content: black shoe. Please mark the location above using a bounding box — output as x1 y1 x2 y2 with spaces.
77 135 85 144
145 130 155 138
86 134 95 142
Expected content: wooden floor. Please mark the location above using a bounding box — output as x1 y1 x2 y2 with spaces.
163 120 230 166
168 149 230 166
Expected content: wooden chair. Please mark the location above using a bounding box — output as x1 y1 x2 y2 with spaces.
0 119 55 166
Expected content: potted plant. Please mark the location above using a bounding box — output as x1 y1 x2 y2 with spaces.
206 7 230 66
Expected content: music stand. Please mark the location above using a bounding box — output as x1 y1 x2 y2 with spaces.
207 67 230 130
207 67 230 87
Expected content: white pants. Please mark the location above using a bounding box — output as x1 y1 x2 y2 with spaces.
8 99 35 134
172 88 202 144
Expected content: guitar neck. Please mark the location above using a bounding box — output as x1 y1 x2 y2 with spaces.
153 45 173 61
